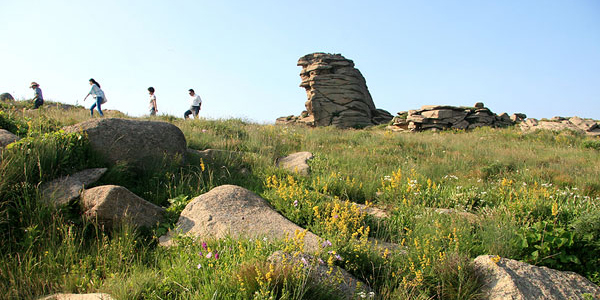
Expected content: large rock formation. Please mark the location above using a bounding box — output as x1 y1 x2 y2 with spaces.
277 53 393 129
388 103 525 132
160 185 321 252
520 116 600 137
63 118 187 168
474 255 600 300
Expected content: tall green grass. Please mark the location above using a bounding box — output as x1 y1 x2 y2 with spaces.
1 101 599 299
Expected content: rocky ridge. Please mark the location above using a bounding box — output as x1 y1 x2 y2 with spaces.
388 102 526 132
520 116 600 137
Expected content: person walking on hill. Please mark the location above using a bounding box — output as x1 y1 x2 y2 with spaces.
148 87 158 116
83 78 105 117
30 82 44 109
184 88 202 119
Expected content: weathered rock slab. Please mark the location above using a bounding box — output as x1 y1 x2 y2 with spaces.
570 116 598 132
474 255 600 300
82 185 165 230
63 118 187 168
159 185 320 252
41 168 107 206
276 151 313 175
391 103 519 132
268 251 371 299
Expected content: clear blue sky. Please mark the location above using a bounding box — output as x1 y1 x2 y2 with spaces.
1 0 599 122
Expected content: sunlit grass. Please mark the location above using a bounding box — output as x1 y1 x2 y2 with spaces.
1 101 599 299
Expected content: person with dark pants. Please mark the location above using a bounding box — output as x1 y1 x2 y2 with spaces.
83 78 105 117
30 82 43 108
184 88 202 119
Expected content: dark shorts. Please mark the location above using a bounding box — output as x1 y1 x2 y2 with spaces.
184 106 200 119
190 105 200 116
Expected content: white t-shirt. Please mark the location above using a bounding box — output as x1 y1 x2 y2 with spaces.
190 94 202 106
149 94 156 108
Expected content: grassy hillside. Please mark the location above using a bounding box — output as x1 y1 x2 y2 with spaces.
1 100 599 299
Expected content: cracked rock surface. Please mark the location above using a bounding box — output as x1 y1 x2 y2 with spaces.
277 53 392 128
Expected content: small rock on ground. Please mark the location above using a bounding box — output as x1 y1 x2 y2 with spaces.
276 151 313 175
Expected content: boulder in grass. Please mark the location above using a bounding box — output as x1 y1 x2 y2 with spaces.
474 255 600 300
268 251 371 300
0 93 14 102
38 294 115 300
159 185 321 252
41 168 107 206
0 129 19 150
82 185 165 230
276 151 313 176
63 118 187 168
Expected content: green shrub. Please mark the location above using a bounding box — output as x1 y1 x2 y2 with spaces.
582 139 600 151
0 130 95 193
0 110 28 135
515 220 579 268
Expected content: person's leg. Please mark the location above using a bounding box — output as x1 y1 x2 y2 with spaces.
192 106 200 119
184 109 191 119
96 97 104 117
90 102 97 116
34 99 43 109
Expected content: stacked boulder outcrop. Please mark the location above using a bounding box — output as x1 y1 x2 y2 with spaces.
276 53 393 129
388 102 526 132
520 116 600 137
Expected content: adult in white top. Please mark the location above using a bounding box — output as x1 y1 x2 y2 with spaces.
83 78 105 117
184 88 202 119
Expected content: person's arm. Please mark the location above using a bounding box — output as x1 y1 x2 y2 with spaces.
84 85 95 101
